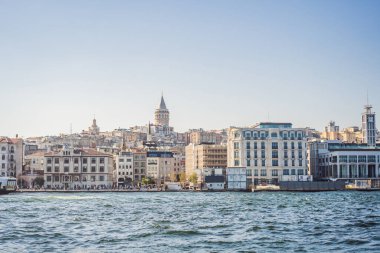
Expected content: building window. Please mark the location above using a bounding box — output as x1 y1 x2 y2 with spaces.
261 159 265 166
234 151 239 159
47 158 52 164
83 158 88 164
272 150 278 159
254 169 258 176
291 142 295 149
260 169 267 176
234 160 240 166
297 169 304 175
74 167 79 173
272 142 278 149
261 150 265 158
234 142 240 149
1 147 5 151
272 169 278 176
291 169 296 175
254 142 257 149
246 142 251 149
349 156 357 163
47 176 52 182
91 158 96 164
64 167 69 172
292 160 295 166
83 166 87 173
261 142 265 149
284 142 288 149
54 166 59 172
284 160 288 166
100 166 104 172
298 151 302 159
272 160 278 166
246 151 251 159
99 176 105 181
100 158 105 164
64 158 69 164
91 166 96 172
47 166 52 172
74 158 79 164
283 169 289 175
254 160 258 166
91 176 96 182
299 160 302 166
247 160 251 166
358 156 366 163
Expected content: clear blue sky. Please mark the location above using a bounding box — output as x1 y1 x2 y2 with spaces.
0 0 379 137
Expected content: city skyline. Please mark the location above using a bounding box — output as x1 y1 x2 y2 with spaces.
1 0 379 137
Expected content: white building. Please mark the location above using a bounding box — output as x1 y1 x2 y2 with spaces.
115 151 134 186
227 167 247 190
362 104 377 146
44 147 113 189
308 140 380 181
0 137 23 178
228 123 309 186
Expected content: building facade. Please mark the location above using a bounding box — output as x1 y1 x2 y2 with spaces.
227 123 309 186
133 151 147 182
44 148 113 189
362 104 377 146
185 143 227 178
308 140 380 181
0 137 23 178
146 151 174 183
115 151 134 186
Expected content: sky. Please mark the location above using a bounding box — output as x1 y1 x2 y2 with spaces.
0 0 379 137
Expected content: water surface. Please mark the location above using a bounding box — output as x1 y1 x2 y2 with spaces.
1 191 379 252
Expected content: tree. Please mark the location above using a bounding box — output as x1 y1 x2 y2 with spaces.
189 172 198 185
179 172 186 184
33 177 45 188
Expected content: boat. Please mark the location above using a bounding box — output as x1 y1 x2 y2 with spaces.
0 177 17 195
164 182 182 191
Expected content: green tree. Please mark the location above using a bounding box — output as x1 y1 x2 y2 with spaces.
33 177 45 187
179 172 186 183
189 172 198 185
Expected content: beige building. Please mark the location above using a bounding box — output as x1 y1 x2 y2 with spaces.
321 121 363 143
44 147 113 189
187 129 224 145
185 143 227 178
146 151 174 184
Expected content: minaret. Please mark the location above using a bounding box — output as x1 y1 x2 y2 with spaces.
362 104 376 146
154 94 169 126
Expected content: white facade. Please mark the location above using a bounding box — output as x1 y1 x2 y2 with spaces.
146 151 174 182
228 123 308 186
0 137 23 178
227 167 247 190
362 105 376 146
115 151 134 185
309 140 380 180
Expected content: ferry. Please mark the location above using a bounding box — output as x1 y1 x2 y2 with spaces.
0 177 17 195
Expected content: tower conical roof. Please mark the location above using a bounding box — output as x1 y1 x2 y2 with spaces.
159 95 167 110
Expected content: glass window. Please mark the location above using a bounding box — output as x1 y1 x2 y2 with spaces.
272 169 278 176
261 159 265 166
260 169 267 176
272 160 278 166
284 142 288 149
272 142 278 149
272 150 278 159
283 169 289 175
254 169 258 176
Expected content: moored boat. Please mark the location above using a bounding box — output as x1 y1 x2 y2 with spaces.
0 177 17 195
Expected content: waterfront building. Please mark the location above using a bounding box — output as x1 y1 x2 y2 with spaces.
115 151 134 186
227 122 309 186
308 140 380 183
146 151 174 183
185 143 227 179
44 147 113 189
362 104 377 146
133 150 147 182
226 167 247 190
21 151 45 187
172 152 185 181
0 137 23 178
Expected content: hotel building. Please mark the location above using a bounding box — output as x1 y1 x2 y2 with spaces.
227 122 309 186
44 147 113 189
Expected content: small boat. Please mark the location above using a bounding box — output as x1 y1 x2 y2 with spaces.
0 177 17 195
